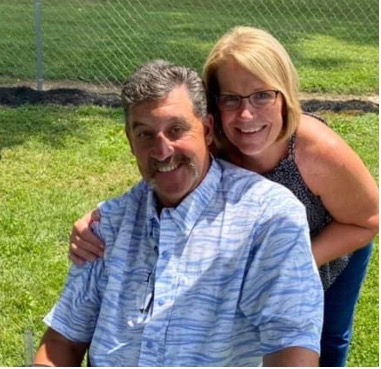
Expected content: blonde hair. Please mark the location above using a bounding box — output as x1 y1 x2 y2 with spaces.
203 26 301 141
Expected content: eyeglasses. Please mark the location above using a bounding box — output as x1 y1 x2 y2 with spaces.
215 90 279 111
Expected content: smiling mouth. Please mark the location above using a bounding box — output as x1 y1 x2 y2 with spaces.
156 163 180 173
237 126 265 134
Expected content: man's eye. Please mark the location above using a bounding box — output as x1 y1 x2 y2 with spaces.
136 131 153 139
168 126 185 138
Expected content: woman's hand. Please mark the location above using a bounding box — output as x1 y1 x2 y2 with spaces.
68 209 104 265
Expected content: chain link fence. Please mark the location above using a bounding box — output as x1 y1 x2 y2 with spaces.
0 0 378 92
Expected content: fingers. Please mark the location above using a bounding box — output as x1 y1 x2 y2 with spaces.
90 208 101 222
69 236 103 265
69 230 104 258
68 250 86 266
73 210 104 249
68 209 105 265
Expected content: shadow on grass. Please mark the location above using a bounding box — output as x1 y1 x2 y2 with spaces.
0 87 118 157
0 96 98 154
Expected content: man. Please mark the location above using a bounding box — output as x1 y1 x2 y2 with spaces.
34 60 323 366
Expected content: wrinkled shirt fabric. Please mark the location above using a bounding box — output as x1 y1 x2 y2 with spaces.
45 158 323 366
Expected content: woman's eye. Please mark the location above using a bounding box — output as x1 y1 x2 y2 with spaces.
223 95 240 104
255 91 271 100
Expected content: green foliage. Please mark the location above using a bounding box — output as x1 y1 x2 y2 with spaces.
0 106 378 366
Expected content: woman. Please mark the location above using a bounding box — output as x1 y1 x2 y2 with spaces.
69 27 379 366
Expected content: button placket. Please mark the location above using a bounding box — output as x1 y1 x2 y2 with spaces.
140 209 178 366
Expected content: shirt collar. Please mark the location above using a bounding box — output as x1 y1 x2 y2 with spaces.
145 157 222 236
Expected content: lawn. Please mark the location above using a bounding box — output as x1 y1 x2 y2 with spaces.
0 105 378 366
0 0 378 94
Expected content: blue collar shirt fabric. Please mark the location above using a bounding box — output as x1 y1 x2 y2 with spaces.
44 158 323 366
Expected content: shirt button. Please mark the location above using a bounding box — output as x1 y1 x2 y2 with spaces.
161 251 170 259
163 209 171 218
146 340 154 349
158 299 165 306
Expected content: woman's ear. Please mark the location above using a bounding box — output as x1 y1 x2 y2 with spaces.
204 114 215 146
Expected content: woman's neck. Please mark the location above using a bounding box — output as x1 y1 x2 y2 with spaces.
220 138 290 175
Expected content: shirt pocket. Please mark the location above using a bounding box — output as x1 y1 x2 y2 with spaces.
102 266 154 325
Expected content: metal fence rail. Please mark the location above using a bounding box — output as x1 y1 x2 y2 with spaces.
0 0 378 91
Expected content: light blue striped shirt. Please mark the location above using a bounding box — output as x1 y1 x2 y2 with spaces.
45 158 323 366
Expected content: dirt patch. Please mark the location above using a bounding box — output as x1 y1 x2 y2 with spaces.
0 86 121 108
300 98 378 113
0 86 378 113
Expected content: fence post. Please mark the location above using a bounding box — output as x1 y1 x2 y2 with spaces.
23 328 34 366
34 0 44 91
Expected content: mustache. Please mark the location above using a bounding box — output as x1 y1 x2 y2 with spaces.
146 155 199 186
149 155 192 172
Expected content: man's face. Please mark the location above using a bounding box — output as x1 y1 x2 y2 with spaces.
126 85 213 208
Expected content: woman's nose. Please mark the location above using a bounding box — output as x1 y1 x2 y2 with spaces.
238 99 256 119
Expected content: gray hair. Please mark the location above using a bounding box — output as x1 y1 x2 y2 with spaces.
121 60 208 124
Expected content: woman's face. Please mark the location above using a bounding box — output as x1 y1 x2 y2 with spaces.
216 59 285 158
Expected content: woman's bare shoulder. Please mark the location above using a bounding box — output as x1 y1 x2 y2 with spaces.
295 114 363 195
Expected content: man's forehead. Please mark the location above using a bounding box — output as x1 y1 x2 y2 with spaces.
130 115 190 131
128 89 200 129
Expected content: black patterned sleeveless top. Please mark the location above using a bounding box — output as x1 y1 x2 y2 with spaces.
262 113 351 290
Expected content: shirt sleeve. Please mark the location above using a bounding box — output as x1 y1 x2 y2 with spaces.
43 186 143 343
239 195 324 355
44 240 106 343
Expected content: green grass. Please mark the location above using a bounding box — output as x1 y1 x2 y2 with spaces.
0 105 138 366
0 105 378 366
0 0 378 94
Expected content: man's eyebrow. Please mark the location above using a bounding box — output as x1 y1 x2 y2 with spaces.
131 117 191 129
167 116 191 127
130 121 147 130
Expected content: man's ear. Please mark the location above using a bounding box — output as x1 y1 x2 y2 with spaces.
204 114 214 146
125 125 135 155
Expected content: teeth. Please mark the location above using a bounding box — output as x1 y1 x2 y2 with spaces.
239 127 263 133
157 163 179 172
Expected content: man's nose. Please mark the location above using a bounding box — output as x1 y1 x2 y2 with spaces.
150 132 174 161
